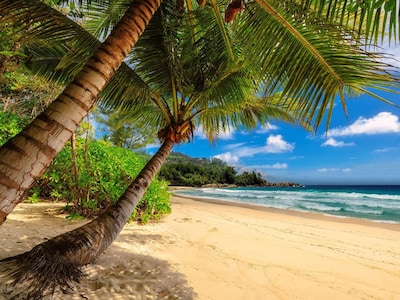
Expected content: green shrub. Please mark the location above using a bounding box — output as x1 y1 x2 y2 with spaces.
32 138 171 223
0 111 29 146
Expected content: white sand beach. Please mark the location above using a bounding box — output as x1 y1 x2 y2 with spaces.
1 194 399 299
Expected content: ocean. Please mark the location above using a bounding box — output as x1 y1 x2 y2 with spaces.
173 185 400 224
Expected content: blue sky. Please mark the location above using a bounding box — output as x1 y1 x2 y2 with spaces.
147 49 400 186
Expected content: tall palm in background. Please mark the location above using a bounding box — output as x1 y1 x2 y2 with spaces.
0 0 398 223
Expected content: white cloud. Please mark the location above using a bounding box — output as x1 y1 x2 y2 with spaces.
321 138 355 147
381 42 400 68
374 147 394 153
318 168 339 172
217 128 235 140
195 125 235 140
318 168 352 173
227 134 293 157
264 134 294 153
327 112 400 137
213 134 294 164
262 163 288 169
256 123 279 134
222 143 247 150
289 156 304 160
213 152 239 164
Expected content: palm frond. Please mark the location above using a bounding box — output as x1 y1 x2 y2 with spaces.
1 0 158 114
81 0 131 40
197 92 311 140
0 0 77 45
129 0 192 97
234 1 399 130
302 0 399 44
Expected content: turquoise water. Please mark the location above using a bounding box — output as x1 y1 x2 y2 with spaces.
173 185 400 224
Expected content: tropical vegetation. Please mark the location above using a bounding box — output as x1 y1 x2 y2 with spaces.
32 138 171 222
0 0 399 298
158 152 267 186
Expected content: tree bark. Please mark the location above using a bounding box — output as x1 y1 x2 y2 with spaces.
0 0 162 225
0 139 174 299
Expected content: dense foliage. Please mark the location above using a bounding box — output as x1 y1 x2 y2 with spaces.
30 139 171 223
1 36 60 143
158 152 267 187
0 111 28 145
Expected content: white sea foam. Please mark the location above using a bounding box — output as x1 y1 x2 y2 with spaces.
174 186 400 224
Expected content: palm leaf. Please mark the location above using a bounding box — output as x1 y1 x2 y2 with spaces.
0 0 77 45
197 92 311 140
1 0 157 114
303 0 399 44
81 0 132 40
234 1 399 130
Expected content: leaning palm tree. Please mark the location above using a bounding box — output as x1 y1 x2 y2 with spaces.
0 0 162 224
0 0 399 224
1 0 399 298
0 3 304 298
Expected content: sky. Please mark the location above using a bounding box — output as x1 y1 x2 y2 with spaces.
146 48 400 186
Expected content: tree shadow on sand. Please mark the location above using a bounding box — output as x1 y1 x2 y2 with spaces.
0 204 197 299
1 242 197 299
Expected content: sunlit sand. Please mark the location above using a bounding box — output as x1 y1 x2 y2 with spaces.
1 194 399 299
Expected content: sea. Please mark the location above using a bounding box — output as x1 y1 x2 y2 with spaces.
173 185 400 224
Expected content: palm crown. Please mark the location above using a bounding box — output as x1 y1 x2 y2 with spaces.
1 0 399 139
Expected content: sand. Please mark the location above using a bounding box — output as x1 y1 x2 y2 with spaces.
0 193 399 300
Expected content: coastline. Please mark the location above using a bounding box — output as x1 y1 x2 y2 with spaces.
1 194 400 299
171 191 400 232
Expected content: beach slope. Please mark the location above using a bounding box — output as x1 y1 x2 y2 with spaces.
1 195 399 299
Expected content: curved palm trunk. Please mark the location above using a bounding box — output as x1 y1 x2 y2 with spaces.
0 139 174 299
0 0 162 225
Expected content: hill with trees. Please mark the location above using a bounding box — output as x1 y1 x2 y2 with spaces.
158 152 301 187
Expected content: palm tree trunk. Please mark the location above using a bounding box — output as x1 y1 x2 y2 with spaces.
0 139 174 299
0 0 162 225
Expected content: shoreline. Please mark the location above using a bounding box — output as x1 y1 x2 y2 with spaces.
170 189 400 232
1 195 400 299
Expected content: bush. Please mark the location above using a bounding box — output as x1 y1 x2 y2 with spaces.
0 111 29 146
32 138 171 223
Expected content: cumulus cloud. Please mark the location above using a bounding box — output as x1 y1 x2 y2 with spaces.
321 138 355 147
327 112 400 137
256 123 279 134
380 42 400 68
264 134 294 153
216 128 235 140
195 125 235 140
213 134 294 164
213 152 239 165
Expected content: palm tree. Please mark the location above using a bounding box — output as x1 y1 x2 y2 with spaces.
1 0 399 298
0 0 162 224
0 0 399 224
0 0 398 223
0 3 304 298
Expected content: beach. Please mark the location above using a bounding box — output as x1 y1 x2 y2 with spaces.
1 194 400 299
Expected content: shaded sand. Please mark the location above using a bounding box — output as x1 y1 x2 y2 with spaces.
1 195 400 299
